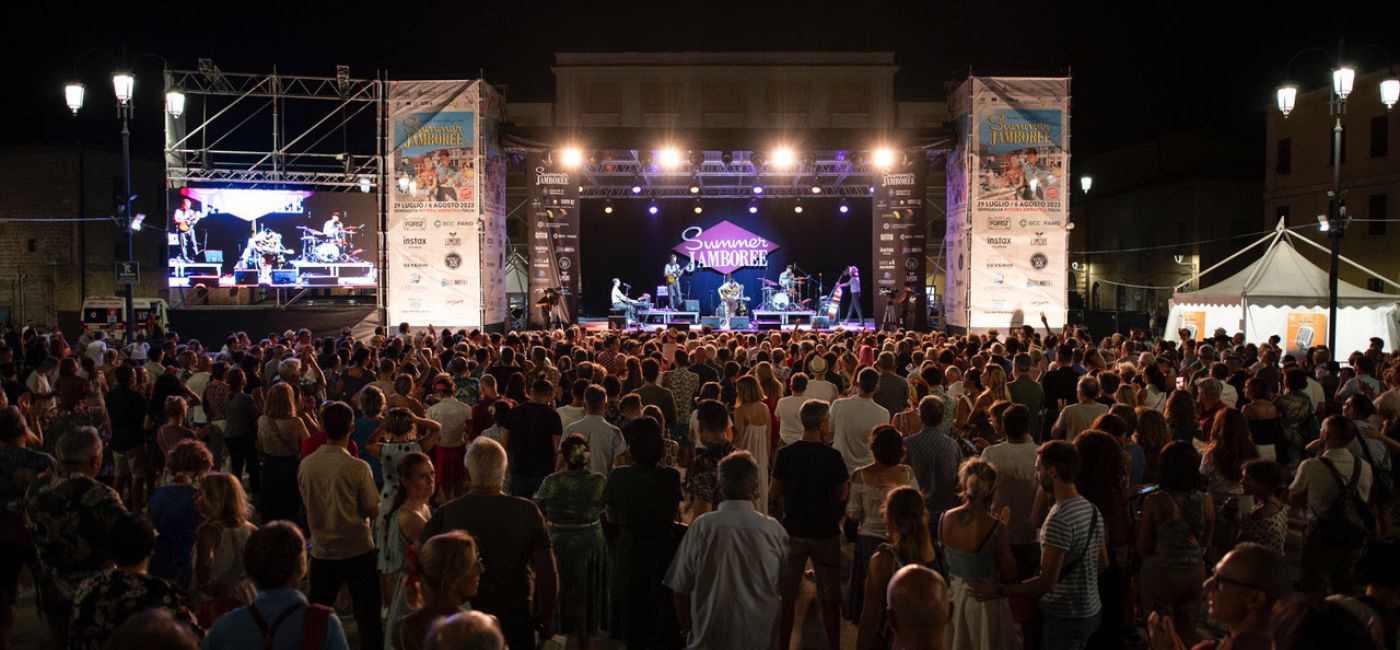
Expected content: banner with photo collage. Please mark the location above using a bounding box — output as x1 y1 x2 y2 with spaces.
872 155 928 330
526 153 580 327
944 93 974 330
478 83 509 327
386 80 482 327
965 77 1071 331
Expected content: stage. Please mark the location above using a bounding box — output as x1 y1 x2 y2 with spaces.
578 316 873 333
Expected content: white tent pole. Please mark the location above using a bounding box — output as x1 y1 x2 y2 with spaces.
1175 224 1283 291
1284 229 1400 290
1240 229 1286 294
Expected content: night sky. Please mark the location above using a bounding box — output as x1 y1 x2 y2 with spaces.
6 2 1399 162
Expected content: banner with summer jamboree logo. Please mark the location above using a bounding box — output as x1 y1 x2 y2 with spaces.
385 80 482 327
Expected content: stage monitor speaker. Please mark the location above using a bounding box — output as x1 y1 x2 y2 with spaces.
305 276 340 287
608 314 627 330
700 317 723 329
814 316 832 329
188 275 220 287
667 323 691 332
729 317 751 329
233 270 259 285
203 250 223 263
271 270 298 285
684 300 700 312
756 322 780 331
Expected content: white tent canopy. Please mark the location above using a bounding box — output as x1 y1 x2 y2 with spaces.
1166 222 1400 357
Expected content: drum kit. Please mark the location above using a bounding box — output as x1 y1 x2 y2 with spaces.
298 225 366 264
759 277 809 311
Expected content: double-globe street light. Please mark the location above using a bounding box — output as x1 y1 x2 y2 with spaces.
1275 41 1398 354
64 51 183 342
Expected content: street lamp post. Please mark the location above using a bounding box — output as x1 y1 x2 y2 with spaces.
1276 40 1397 355
65 52 182 343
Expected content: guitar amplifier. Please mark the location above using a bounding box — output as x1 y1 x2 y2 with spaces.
684 300 699 312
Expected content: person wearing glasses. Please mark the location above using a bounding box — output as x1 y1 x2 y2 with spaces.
1145 543 1290 650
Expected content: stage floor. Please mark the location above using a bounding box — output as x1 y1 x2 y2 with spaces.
575 317 873 333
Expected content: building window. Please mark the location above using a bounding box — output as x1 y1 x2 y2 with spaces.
1368 279 1384 292
1372 115 1389 158
1329 126 1348 165
1276 138 1291 174
1370 193 1388 236
1276 205 1290 226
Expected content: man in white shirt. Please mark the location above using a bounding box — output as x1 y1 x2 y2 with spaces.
556 380 588 428
774 373 811 447
830 368 890 473
804 357 838 403
124 334 149 362
563 385 626 475
426 374 473 501
1291 415 1373 595
979 404 1042 576
665 451 788 650
84 331 108 365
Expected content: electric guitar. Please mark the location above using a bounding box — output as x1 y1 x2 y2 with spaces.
174 209 205 233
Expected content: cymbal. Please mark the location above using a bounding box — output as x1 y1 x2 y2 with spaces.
297 226 320 232
760 278 780 286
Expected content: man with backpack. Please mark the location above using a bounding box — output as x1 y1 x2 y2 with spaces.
1291 415 1376 595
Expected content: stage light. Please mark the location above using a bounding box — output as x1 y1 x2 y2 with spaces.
64 82 85 115
839 200 849 214
869 186 876 194
689 178 701 194
165 89 186 119
631 185 643 195
604 200 614 214
648 203 659 215
748 200 758 214
631 176 643 195
359 177 371 193
771 147 795 168
693 200 704 214
112 71 134 105
559 147 583 168
872 147 896 170
129 213 145 232
793 200 804 215
810 185 822 194
752 185 764 195
659 147 682 169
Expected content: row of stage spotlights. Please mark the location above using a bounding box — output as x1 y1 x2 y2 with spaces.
627 182 858 195
558 146 902 170
595 199 860 215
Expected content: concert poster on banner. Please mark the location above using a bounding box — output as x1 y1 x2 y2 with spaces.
1285 312 1327 357
872 154 929 329
526 153 580 327
1179 310 1207 341
966 77 1071 331
385 80 481 327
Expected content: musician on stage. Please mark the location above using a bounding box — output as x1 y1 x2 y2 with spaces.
842 266 864 325
717 273 743 327
779 264 797 300
611 278 637 325
663 254 685 310
322 212 345 238
173 197 203 262
536 286 562 329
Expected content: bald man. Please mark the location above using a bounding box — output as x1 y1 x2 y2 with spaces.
424 611 505 650
886 565 949 650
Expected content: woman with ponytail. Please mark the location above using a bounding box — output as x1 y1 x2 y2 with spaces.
856 486 939 650
380 452 435 648
534 434 609 650
939 459 1019 649
391 531 485 650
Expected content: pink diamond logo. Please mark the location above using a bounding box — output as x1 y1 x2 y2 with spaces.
673 220 780 275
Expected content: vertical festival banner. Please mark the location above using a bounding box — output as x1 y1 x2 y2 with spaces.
944 89 974 330
386 80 481 327
965 77 1071 331
873 154 928 329
526 153 580 327
478 83 509 327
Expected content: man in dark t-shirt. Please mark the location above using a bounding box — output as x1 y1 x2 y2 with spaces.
1040 345 1080 437
770 399 848 650
502 378 562 498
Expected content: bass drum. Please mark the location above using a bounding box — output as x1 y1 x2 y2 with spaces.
313 241 342 263
770 292 791 311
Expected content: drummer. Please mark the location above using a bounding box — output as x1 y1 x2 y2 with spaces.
779 264 798 298
322 212 345 239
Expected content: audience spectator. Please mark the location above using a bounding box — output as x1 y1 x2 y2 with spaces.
69 513 199 650
534 434 609 650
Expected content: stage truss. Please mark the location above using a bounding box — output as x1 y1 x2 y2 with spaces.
163 60 385 308
571 149 895 199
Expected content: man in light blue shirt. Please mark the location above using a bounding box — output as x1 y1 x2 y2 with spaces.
202 521 348 650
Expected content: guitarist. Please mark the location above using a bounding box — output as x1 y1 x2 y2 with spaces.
663 254 686 310
173 197 205 262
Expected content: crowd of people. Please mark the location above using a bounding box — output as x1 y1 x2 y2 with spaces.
2 319 1400 650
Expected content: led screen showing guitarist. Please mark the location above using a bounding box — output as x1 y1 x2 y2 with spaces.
172 197 206 262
